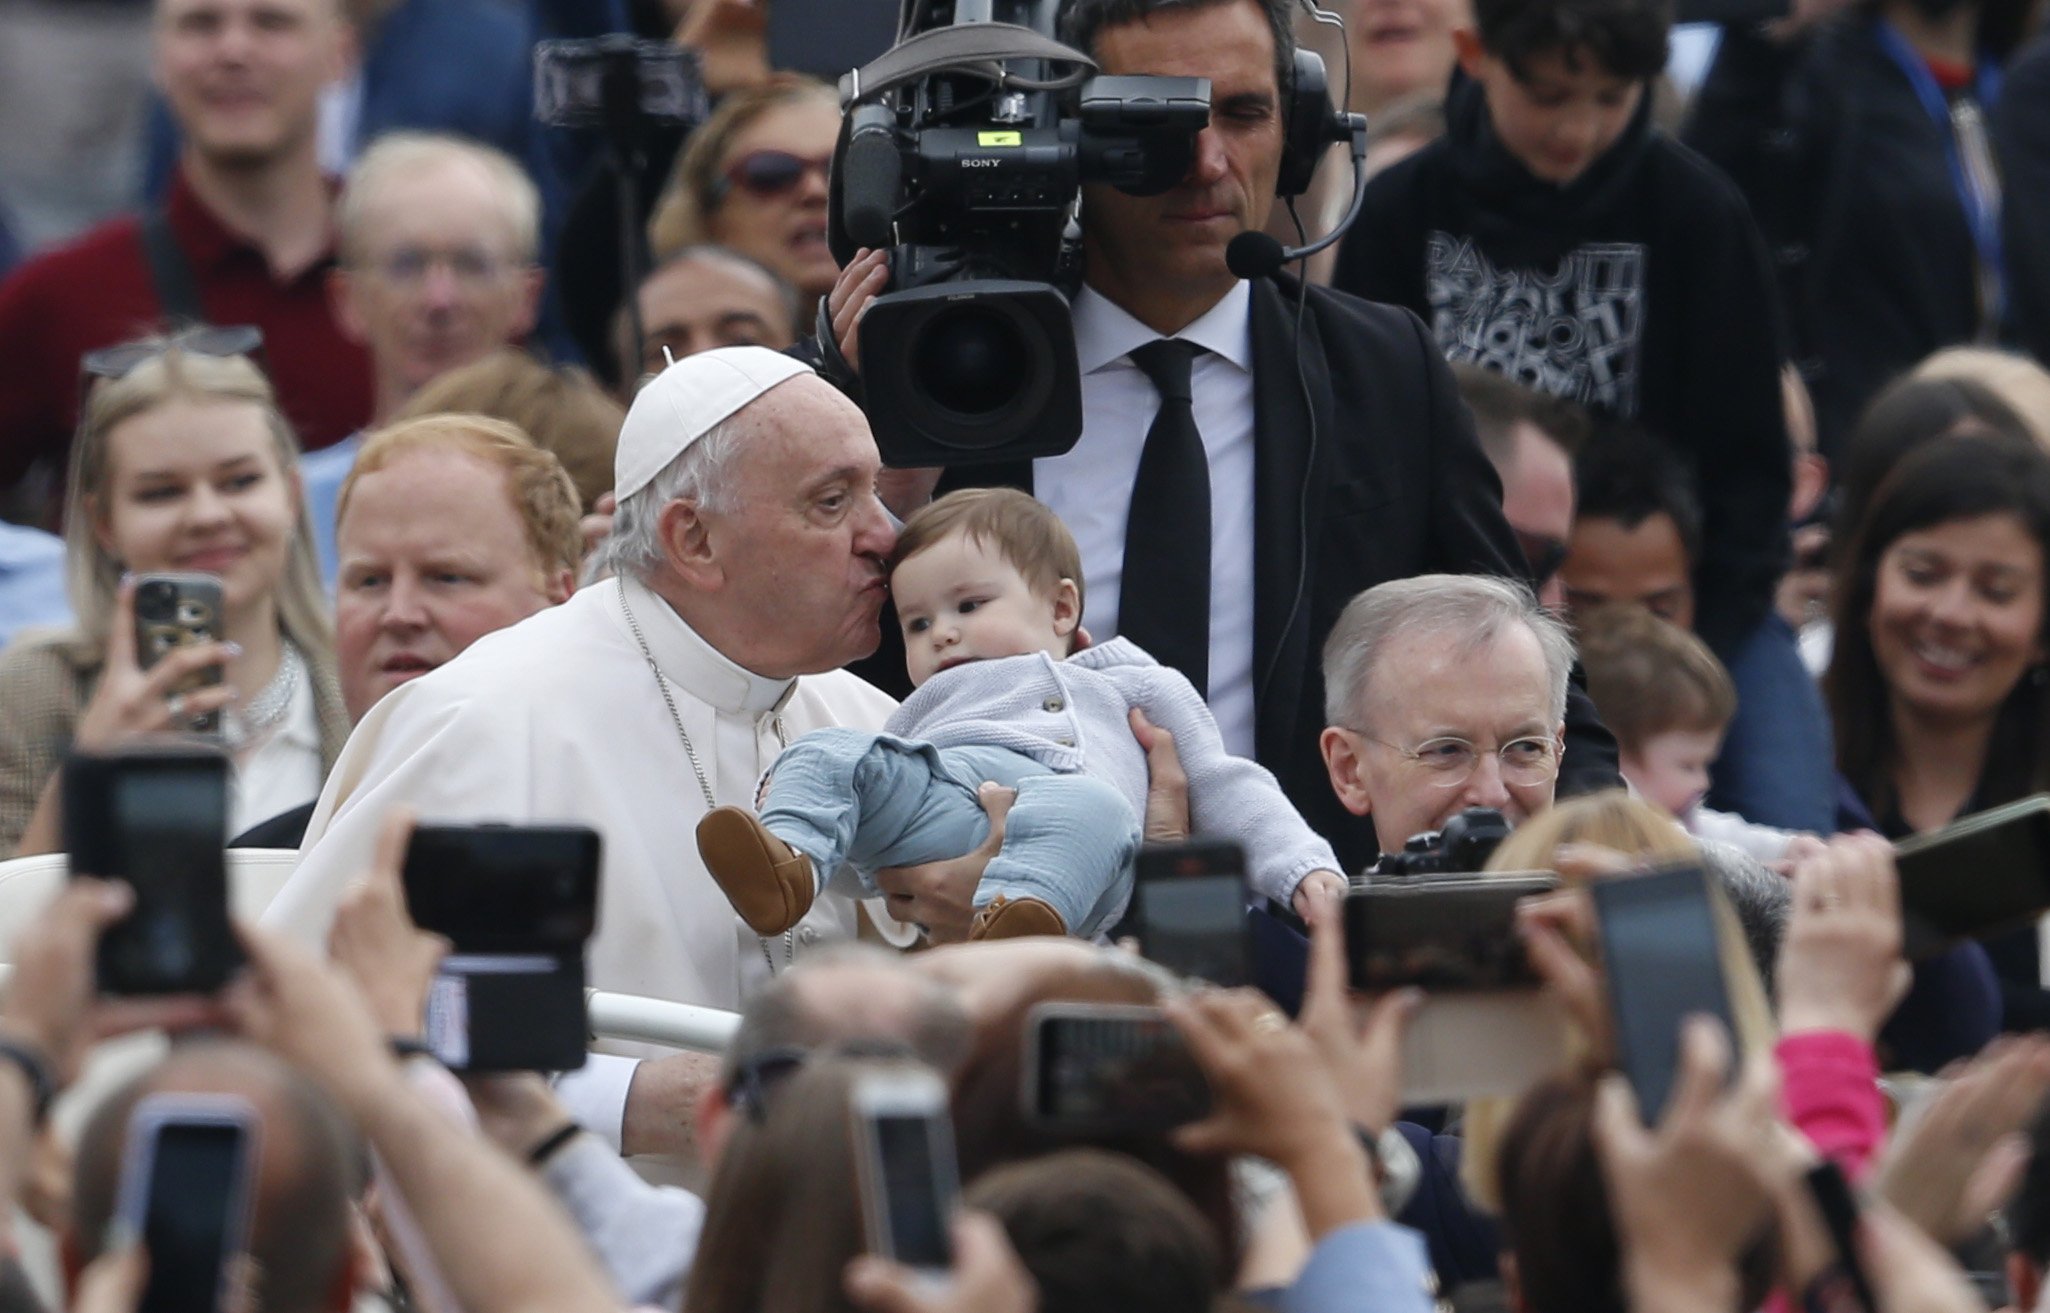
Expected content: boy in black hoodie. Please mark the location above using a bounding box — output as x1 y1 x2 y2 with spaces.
1332 0 1791 676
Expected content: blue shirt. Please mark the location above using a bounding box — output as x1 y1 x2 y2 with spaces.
0 522 72 648
301 431 362 591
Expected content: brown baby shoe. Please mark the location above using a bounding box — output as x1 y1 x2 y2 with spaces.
696 806 818 936
968 895 1068 940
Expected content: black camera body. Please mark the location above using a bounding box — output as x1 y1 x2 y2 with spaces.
1377 807 1513 878
827 0 1210 467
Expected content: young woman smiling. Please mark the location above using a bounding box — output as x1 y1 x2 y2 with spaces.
1829 433 2050 1030
0 333 347 857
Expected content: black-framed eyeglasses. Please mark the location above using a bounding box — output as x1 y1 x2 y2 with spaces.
725 1045 810 1124
724 1038 922 1123
1515 529 1570 587
81 324 266 384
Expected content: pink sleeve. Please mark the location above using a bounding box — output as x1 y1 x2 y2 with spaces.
1776 1030 1886 1181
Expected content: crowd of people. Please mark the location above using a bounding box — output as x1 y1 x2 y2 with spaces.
0 0 2049 1308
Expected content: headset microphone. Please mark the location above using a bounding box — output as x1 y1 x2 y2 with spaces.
1228 109 1370 280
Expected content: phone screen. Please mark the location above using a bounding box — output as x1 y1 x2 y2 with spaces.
1346 877 1552 991
1593 866 1734 1122
70 753 238 995
1032 1008 1211 1131
138 1120 252 1313
403 826 601 951
873 1112 957 1270
1894 798 2050 958
1138 873 1249 985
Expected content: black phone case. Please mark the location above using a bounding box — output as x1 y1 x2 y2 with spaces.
132 574 225 735
63 745 240 995
1345 872 1559 992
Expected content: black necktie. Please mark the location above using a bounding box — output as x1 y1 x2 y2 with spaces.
1121 339 1210 696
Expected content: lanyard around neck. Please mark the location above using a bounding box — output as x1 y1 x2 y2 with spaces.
1873 18 2006 331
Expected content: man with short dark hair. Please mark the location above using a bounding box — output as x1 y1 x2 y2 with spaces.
613 245 800 395
1454 364 1586 611
833 0 1618 878
0 0 373 519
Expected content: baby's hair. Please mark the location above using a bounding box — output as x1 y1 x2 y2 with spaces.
890 489 1086 622
1577 604 1735 750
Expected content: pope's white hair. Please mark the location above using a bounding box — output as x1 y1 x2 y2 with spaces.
602 418 739 584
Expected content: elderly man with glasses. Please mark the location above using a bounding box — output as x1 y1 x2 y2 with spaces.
1317 574 1576 862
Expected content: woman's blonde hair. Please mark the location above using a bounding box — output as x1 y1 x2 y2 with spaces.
64 341 333 670
1913 346 2050 449
1460 790 1777 1209
647 76 838 260
392 349 620 510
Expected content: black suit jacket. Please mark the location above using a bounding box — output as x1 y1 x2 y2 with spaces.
850 274 1619 871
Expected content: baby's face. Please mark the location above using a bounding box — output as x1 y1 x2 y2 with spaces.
893 530 1079 687
1620 726 1723 820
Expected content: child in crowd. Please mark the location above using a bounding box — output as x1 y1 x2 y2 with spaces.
696 489 1345 941
1578 604 1811 863
1332 0 1790 666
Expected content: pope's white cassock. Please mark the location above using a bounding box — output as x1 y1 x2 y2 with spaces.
264 572 908 1143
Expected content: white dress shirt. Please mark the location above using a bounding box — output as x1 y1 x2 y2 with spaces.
268 577 909 1144
1036 281 1259 757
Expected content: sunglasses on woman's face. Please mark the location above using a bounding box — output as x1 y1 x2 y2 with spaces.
714 150 832 202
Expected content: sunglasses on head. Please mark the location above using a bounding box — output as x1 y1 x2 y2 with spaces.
81 324 266 383
713 150 832 202
1515 529 1570 587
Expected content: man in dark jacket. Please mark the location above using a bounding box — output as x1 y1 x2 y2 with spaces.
1333 0 1791 671
829 0 1620 884
1996 32 2050 366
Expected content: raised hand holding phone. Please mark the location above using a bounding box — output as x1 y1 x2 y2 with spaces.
1592 1017 1787 1309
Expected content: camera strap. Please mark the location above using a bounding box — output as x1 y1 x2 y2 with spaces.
838 22 1095 105
141 205 207 327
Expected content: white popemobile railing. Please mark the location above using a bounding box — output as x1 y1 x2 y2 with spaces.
0 849 741 1055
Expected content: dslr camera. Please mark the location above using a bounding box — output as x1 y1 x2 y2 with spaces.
1377 807 1513 877
824 0 1211 466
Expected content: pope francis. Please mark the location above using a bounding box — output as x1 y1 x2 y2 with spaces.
265 347 916 1152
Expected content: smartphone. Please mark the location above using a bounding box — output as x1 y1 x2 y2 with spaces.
532 37 708 129
63 743 240 995
402 823 602 1072
1893 794 2050 959
1345 872 1560 992
1133 841 1251 986
1592 865 1736 1123
1023 1002 1212 1134
115 1093 259 1313
133 573 224 735
849 1067 960 1281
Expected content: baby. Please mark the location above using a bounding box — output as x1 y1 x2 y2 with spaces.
1578 604 1810 863
697 488 1344 940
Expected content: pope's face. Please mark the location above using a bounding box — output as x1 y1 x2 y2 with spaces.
696 376 896 677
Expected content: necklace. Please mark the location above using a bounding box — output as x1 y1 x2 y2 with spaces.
223 641 302 751
618 579 794 974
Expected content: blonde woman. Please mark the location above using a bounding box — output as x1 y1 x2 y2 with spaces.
647 78 842 311
0 331 348 857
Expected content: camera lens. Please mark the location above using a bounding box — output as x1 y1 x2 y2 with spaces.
911 306 1029 418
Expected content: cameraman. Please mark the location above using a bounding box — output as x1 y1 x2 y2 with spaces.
827 0 1618 882
1317 575 1573 868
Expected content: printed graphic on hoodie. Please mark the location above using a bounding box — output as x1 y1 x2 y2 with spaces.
1423 232 1648 416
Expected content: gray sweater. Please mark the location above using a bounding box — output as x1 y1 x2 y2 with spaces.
883 639 1339 905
